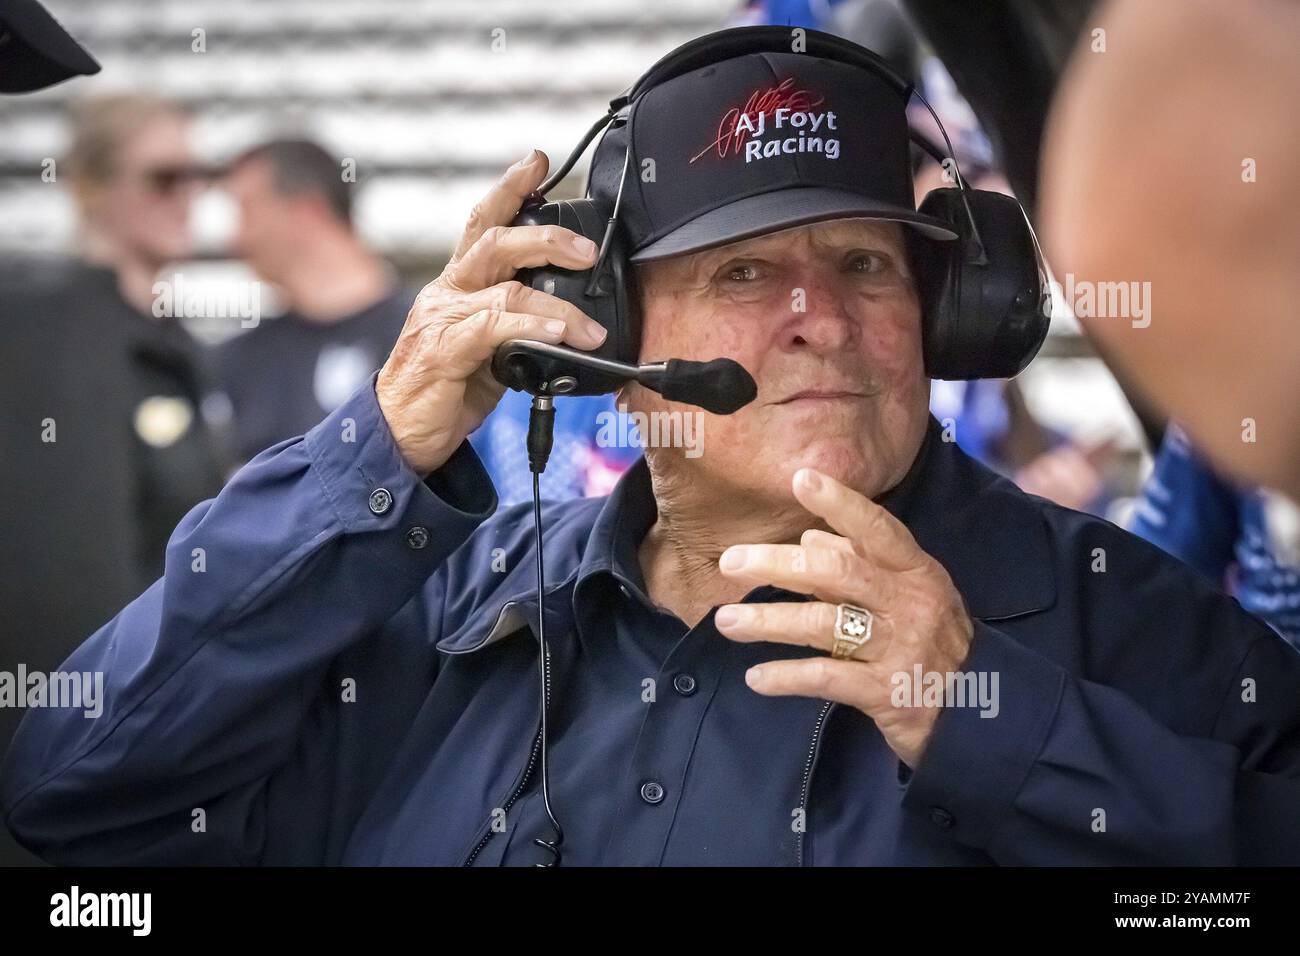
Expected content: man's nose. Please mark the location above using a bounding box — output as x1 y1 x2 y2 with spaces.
777 276 859 353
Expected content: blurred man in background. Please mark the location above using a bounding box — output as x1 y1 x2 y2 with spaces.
212 139 409 464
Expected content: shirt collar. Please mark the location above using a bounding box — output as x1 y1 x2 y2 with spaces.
573 414 1056 624
574 455 659 608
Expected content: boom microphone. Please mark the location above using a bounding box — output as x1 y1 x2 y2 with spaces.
648 358 757 415
491 339 757 415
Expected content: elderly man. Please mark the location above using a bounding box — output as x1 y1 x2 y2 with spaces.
4 32 1300 867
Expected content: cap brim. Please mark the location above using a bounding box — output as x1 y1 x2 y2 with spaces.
629 186 958 263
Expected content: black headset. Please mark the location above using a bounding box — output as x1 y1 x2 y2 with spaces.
505 25 1050 389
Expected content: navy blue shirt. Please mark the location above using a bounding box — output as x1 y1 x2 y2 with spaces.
488 422 938 866
490 458 828 866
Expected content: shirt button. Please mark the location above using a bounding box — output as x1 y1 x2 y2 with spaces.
406 526 429 550
368 487 393 515
640 781 665 805
618 584 631 599
930 806 955 830
672 673 697 696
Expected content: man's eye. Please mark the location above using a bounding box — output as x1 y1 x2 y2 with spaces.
724 263 759 282
845 252 887 275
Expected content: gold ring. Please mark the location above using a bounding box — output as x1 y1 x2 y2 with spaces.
831 603 874 660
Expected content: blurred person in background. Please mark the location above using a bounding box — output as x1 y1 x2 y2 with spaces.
931 378 1116 514
1131 423 1300 651
57 94 226 575
0 93 226 620
1041 0 1300 600
212 139 409 464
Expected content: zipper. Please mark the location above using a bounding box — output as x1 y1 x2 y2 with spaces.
462 642 552 866
795 700 835 867
462 727 542 865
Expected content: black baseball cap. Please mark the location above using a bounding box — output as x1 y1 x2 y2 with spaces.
588 42 957 262
0 0 99 94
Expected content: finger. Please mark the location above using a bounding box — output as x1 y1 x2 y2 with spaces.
800 528 859 556
464 281 607 349
447 223 598 292
450 223 599 291
744 657 880 712
442 309 579 368
718 542 895 608
714 601 886 661
792 468 926 570
452 150 550 261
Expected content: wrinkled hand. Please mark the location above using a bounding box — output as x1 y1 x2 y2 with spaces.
713 467 975 768
376 149 609 476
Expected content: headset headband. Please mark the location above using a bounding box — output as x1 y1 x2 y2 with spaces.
615 25 912 108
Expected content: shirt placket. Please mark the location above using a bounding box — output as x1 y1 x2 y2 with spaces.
602 604 730 866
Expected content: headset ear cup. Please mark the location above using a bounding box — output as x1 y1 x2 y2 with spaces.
909 226 956 375
590 207 639 367
509 197 638 391
917 188 1050 380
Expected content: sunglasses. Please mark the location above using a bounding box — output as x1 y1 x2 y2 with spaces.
138 165 214 195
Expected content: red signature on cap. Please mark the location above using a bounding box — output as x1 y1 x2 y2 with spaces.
689 77 825 164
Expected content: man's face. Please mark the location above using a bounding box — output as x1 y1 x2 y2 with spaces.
628 218 930 506
225 158 295 280
93 114 198 264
